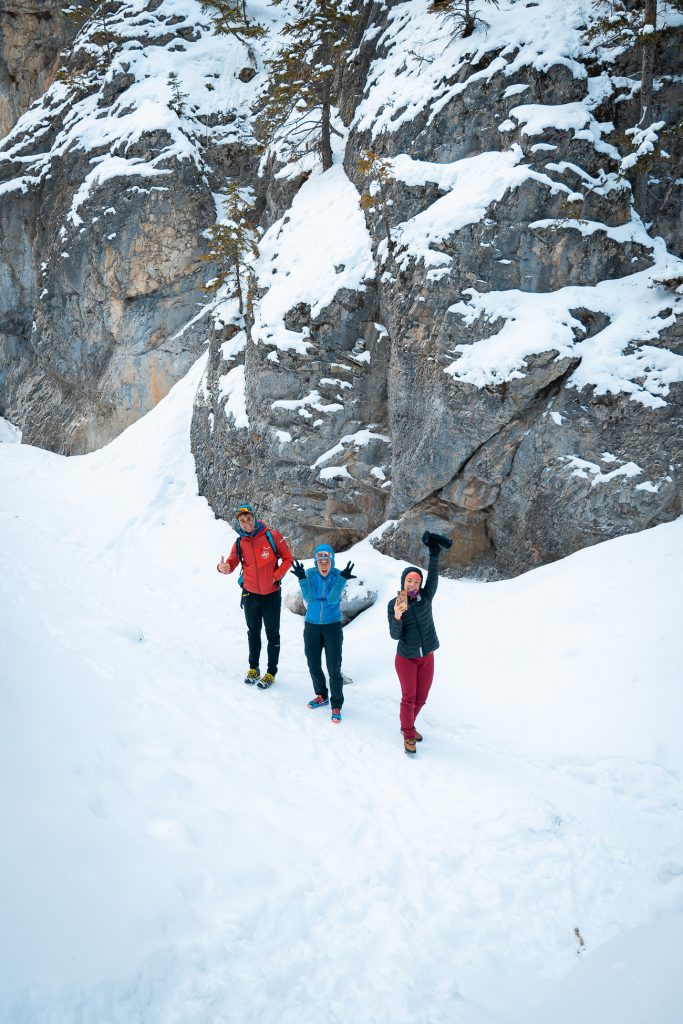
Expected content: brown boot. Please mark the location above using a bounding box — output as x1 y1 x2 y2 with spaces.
400 729 423 742
404 736 417 755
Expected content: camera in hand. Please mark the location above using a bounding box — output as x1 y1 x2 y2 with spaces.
422 530 453 550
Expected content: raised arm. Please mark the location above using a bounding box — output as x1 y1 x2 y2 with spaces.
422 549 440 600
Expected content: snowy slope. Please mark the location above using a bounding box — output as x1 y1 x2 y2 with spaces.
1 364 682 1023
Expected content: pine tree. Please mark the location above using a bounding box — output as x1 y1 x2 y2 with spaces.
429 0 499 39
585 0 683 219
201 183 260 316
358 150 396 256
167 71 189 118
257 0 361 172
62 0 122 67
200 0 267 46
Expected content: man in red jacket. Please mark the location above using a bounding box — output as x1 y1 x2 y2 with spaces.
217 503 294 688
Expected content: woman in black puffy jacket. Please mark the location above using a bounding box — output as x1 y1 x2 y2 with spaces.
387 532 448 755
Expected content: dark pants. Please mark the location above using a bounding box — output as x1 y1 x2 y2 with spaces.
242 590 281 675
395 652 434 738
304 621 344 708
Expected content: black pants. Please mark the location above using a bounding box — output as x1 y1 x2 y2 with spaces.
242 590 281 675
304 621 344 708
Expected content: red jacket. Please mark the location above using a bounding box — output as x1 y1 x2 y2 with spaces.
223 524 293 595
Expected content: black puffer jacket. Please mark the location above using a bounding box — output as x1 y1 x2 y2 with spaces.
387 551 440 658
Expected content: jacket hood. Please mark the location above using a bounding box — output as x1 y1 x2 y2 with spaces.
401 565 423 589
313 544 336 571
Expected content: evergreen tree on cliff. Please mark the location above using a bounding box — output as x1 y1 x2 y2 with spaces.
62 0 122 66
429 0 499 39
257 0 360 172
201 183 260 316
586 0 683 220
201 0 267 45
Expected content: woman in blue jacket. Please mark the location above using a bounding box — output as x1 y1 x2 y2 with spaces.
291 545 356 723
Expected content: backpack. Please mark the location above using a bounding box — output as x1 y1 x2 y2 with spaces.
236 530 279 588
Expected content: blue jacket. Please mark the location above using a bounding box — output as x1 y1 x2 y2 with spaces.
299 545 347 624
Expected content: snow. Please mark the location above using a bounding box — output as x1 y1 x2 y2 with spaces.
389 146 569 270
0 416 21 443
528 913 683 1024
252 156 374 355
636 480 661 493
562 455 643 486
622 120 667 172
384 143 633 273
217 363 248 429
353 0 590 139
508 101 593 137
1 360 682 1023
445 250 683 405
311 428 390 470
271 389 343 417
1 0 683 1015
0 0 283 213
318 465 352 481
68 155 172 226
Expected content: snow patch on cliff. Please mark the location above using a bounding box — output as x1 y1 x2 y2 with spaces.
252 158 374 355
446 249 683 405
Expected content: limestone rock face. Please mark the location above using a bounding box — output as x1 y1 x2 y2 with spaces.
192 4 682 575
0 3 261 453
0 1 76 138
9 167 213 452
191 282 392 553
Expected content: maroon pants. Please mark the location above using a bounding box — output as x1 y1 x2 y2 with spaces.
395 652 434 739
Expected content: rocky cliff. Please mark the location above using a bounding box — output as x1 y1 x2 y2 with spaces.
0 0 261 451
0 0 76 139
192 0 683 576
2 0 682 576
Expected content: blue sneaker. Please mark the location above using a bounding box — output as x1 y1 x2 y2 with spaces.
307 695 329 709
331 708 342 724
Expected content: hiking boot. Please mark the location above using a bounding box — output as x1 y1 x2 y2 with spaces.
400 729 422 741
307 695 330 709
257 672 276 689
331 708 342 724
404 736 417 755
244 669 259 685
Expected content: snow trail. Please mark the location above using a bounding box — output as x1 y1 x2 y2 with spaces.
1 360 682 1023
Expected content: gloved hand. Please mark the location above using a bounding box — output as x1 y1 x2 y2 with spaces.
422 530 441 554
291 559 306 581
340 561 356 580
422 530 452 553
